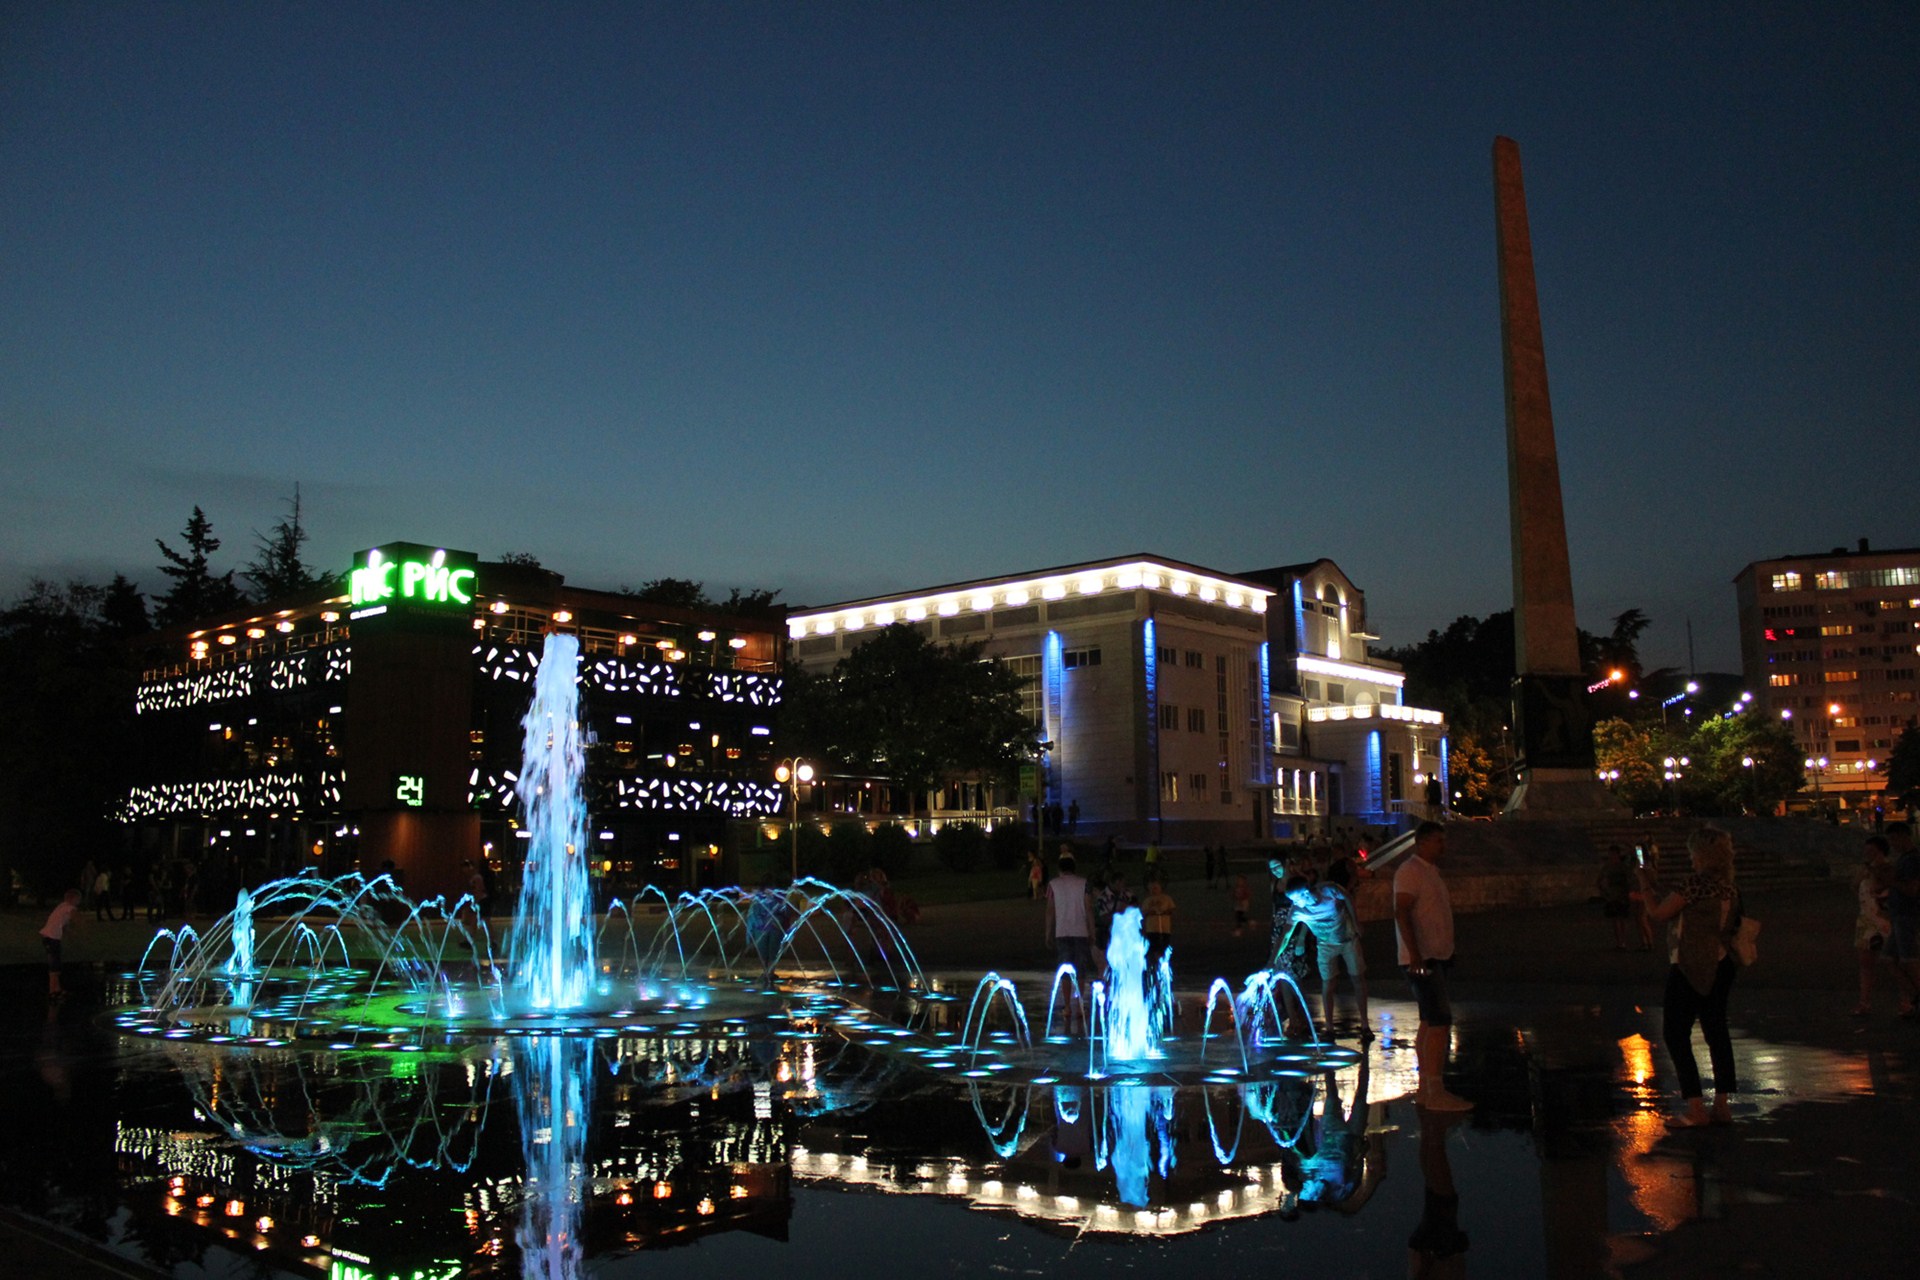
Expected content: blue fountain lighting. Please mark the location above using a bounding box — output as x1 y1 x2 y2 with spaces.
508 631 595 1011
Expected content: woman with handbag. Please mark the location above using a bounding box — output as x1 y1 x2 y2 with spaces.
1646 824 1742 1127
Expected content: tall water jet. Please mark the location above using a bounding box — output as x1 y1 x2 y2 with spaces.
509 631 596 1010
1103 908 1161 1062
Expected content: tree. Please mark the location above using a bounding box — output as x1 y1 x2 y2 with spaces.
1441 730 1507 815
245 485 323 601
1593 717 1670 813
623 577 708 609
0 579 143 900
781 624 1036 811
154 507 245 625
621 578 784 615
498 551 544 568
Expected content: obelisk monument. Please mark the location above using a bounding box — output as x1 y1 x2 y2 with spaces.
1493 136 1616 815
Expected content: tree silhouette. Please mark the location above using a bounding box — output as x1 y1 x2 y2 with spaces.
154 507 245 625
245 485 323 601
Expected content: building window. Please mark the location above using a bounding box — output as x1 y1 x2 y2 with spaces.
1303 680 1322 699
1184 649 1204 668
1160 771 1179 801
1769 673 1799 687
1821 625 1855 636
1191 773 1209 795
1157 645 1177 665
1770 571 1803 591
1326 683 1346 703
1159 704 1180 730
1827 671 1860 683
1188 707 1206 733
1835 739 1861 753
1279 720 1300 747
1064 646 1101 669
1220 786 1233 804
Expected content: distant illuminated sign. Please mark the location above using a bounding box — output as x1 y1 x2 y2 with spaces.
394 774 425 808
349 544 477 611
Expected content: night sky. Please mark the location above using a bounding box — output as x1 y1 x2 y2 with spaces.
3 3 1914 671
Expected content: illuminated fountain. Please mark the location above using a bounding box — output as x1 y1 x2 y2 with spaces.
113 629 1366 1273
508 631 594 1011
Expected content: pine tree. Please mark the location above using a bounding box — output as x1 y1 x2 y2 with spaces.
154 506 245 625
245 485 322 601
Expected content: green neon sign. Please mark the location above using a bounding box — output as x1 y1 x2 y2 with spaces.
349 544 477 611
394 774 425 807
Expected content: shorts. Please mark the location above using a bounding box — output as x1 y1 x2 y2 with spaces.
41 937 63 972
1056 936 1096 978
1403 959 1453 1025
1317 938 1364 981
1887 916 1920 962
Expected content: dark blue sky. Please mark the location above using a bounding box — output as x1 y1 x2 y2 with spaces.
3 3 1915 671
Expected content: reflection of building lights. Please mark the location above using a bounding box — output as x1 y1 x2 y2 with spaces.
490 600 510 614
652 1183 672 1200
696 1198 716 1216
255 1216 274 1231
729 1184 748 1200
225 1199 245 1217
300 1235 320 1249
552 609 573 624
196 1195 216 1208
615 1191 633 1206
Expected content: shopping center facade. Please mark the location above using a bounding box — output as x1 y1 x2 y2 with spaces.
124 542 786 899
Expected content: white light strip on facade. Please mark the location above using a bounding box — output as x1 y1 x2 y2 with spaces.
787 560 1273 639
1294 655 1406 689
1307 703 1443 725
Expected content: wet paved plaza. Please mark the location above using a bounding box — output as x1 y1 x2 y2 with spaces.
0 880 1914 1278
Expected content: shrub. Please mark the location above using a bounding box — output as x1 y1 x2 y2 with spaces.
932 821 986 872
986 821 1031 870
824 821 872 883
868 823 914 878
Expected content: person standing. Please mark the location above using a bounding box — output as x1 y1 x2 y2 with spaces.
92 866 113 922
1854 836 1896 1016
1876 822 1920 1018
41 889 81 998
1632 842 1663 951
1393 821 1470 1111
1646 824 1743 1126
1044 852 1097 988
1597 845 1633 949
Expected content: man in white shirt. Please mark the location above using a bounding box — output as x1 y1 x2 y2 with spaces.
1044 852 1097 989
1394 822 1471 1111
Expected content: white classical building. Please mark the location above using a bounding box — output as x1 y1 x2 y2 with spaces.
785 554 1448 845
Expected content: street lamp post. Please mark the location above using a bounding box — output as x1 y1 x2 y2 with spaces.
774 758 814 883
1804 755 1828 816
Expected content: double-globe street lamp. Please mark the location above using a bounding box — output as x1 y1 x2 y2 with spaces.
774 758 814 883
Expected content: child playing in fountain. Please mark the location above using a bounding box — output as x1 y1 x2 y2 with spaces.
40 888 81 999
1276 874 1371 1041
1140 876 1176 971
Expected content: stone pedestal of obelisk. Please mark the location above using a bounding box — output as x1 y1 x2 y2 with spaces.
1493 137 1619 816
